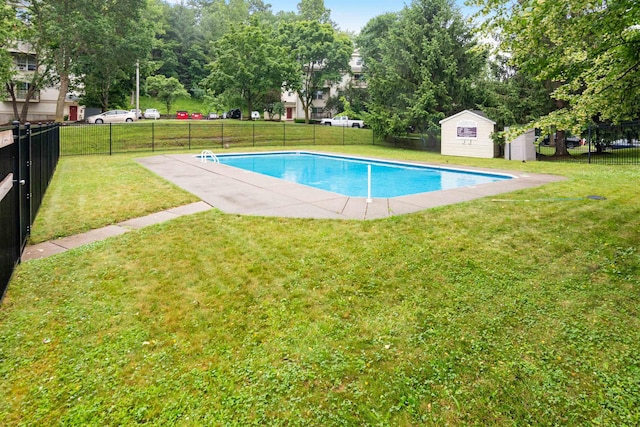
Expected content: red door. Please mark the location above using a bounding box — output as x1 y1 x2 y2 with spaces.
69 106 78 121
286 107 293 120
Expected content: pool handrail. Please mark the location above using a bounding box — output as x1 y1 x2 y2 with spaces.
200 150 219 163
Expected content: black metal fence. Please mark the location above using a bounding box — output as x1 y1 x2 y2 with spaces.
60 121 380 156
0 122 60 300
537 121 640 165
375 130 442 153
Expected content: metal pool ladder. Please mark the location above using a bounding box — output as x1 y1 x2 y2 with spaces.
200 150 219 163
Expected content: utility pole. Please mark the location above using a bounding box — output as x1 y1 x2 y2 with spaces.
136 61 140 120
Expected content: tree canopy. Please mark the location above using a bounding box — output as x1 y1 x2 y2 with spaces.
10 0 632 137
2 1 50 122
26 0 151 120
358 0 486 136
146 75 190 113
0 1 20 85
297 0 332 24
472 0 640 134
203 20 296 116
78 0 156 111
153 2 208 94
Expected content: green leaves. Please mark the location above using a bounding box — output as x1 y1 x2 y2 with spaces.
358 0 484 136
146 75 190 113
0 1 22 84
204 20 294 115
475 0 640 132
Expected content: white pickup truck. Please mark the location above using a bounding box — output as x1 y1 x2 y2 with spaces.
320 116 365 128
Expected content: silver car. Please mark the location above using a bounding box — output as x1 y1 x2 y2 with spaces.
86 110 137 124
144 108 161 120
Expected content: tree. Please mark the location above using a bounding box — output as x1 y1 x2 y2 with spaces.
265 101 285 121
0 1 20 85
27 0 91 121
280 20 353 123
2 2 55 122
204 20 295 117
324 82 370 118
28 0 148 121
471 0 640 151
198 0 275 45
475 53 555 131
78 4 156 111
357 0 485 136
153 3 208 94
146 75 190 113
297 0 332 24
4 45 52 122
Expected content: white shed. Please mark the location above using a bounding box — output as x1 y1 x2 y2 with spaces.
439 110 498 159
505 128 537 162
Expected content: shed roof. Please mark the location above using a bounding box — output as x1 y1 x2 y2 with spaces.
439 109 496 125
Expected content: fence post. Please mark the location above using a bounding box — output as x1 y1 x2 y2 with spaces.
109 123 113 155
152 122 155 151
188 122 191 150
587 123 592 164
16 122 31 253
221 123 224 148
12 121 22 263
313 123 315 145
253 122 255 147
283 122 286 146
24 122 31 240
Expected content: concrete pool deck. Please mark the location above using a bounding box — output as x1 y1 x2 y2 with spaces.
136 152 565 221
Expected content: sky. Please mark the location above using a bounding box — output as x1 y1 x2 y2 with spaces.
267 0 479 33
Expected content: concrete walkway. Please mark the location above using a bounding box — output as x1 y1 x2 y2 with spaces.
21 202 212 261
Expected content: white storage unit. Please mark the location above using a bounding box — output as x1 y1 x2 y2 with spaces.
439 110 498 159
505 128 537 161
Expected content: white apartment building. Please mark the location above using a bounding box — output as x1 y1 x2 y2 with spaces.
1 43 82 124
282 49 365 121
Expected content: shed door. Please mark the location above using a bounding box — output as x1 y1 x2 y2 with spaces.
69 106 78 121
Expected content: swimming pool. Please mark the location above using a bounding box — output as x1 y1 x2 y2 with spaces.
205 151 513 199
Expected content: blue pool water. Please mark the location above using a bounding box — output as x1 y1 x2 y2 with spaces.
209 152 512 198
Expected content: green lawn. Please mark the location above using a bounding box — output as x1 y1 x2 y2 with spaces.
28 154 199 243
2 146 639 425
61 121 377 156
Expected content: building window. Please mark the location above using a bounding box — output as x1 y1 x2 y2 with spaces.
12 82 40 101
355 58 363 66
313 90 324 100
311 107 325 120
16 55 37 71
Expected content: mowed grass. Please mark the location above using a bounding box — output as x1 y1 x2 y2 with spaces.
2 146 639 425
28 154 198 243
60 121 376 156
